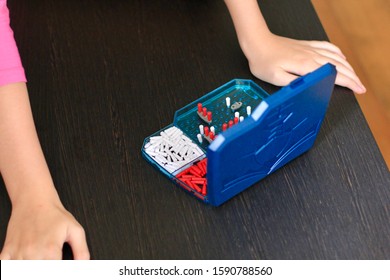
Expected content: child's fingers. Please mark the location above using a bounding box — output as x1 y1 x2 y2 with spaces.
284 57 365 93
314 49 355 72
314 56 365 90
315 56 366 93
66 225 90 260
312 56 366 93
272 69 299 86
282 58 322 77
306 40 346 58
335 72 366 94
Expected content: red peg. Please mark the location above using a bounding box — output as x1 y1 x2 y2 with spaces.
204 126 210 136
201 183 207 195
197 103 202 113
207 111 212 122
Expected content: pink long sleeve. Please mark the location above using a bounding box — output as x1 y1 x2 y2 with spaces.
0 0 26 86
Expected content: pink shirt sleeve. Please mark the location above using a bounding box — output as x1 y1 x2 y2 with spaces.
0 0 26 86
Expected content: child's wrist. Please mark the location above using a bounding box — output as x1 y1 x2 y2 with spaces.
9 181 62 210
239 31 273 63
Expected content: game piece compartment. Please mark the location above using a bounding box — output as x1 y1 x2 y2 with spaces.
142 79 269 203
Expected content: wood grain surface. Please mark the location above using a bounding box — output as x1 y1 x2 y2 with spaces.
1 0 389 259
312 0 390 170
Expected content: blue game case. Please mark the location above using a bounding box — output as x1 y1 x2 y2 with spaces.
142 63 337 206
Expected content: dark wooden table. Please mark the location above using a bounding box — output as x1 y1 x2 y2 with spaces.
2 0 389 259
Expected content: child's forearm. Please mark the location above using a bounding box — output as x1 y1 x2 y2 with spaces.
224 0 271 55
0 83 90 260
0 82 60 207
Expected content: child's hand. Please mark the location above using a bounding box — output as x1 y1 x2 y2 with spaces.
0 198 90 260
243 33 366 94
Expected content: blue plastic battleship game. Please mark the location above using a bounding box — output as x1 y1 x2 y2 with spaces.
142 64 337 206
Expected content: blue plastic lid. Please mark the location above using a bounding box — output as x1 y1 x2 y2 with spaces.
206 63 337 206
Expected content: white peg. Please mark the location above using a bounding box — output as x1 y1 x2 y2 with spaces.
199 124 204 135
246 106 251 116
226 97 231 108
